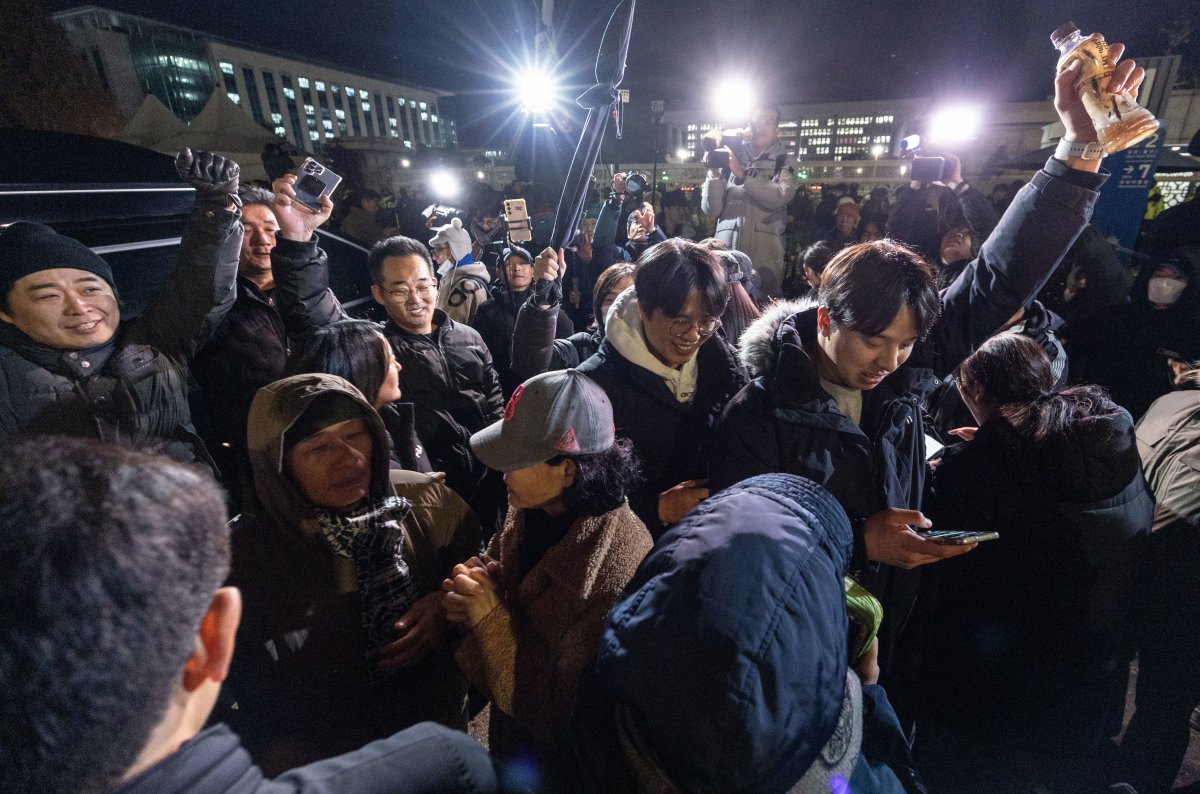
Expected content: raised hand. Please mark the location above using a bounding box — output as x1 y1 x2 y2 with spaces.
271 173 333 242
175 149 240 198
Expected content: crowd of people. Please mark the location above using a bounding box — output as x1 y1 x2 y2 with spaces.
2 43 1199 794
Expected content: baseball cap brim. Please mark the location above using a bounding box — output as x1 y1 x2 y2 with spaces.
470 419 550 472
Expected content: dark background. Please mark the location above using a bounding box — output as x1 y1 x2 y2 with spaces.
43 0 1200 158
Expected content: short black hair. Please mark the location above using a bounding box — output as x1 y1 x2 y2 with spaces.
286 319 391 405
238 184 274 207
549 438 643 516
817 240 941 339
0 438 229 793
369 235 434 285
634 239 729 320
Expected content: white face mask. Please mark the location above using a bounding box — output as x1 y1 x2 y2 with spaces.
1148 276 1186 306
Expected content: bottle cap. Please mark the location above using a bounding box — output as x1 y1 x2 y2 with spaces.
1051 22 1080 49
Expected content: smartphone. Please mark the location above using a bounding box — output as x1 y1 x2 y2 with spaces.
504 198 532 243
919 529 999 545
293 158 342 213
705 149 731 170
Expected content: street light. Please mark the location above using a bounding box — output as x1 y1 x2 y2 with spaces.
871 144 885 159
928 105 982 145
710 76 757 123
401 158 411 168
513 65 562 114
676 147 690 161
429 170 460 200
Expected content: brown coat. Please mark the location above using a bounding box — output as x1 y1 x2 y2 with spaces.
456 501 652 766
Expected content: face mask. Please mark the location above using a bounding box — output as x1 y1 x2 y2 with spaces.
1148 276 1186 306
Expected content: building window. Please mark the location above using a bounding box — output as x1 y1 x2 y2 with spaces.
309 130 319 141
315 80 325 92
219 61 234 75
375 93 386 137
360 89 368 99
280 75 304 147
298 76 310 88
242 67 264 124
283 86 296 100
228 92 240 104
419 101 427 110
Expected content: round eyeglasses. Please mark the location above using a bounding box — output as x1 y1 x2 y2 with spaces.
667 315 721 338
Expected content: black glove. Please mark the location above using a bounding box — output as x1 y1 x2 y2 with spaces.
175 148 240 199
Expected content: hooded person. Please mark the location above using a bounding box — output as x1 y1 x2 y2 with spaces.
429 217 490 325
219 373 482 774
443 369 653 788
571 473 919 793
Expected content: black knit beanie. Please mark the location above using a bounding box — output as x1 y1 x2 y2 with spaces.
0 223 115 303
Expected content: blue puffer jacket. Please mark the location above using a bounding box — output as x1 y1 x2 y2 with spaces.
573 474 918 793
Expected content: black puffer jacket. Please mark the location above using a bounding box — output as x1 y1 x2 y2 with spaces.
510 300 602 382
921 400 1152 741
0 202 241 467
472 286 573 397
711 158 1108 667
576 290 747 533
382 309 503 499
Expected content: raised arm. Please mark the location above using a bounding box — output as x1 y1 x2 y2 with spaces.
268 174 346 338
127 149 241 357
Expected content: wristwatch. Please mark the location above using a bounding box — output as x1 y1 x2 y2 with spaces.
1055 138 1106 160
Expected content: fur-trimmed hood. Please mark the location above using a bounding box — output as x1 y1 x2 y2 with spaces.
738 298 814 379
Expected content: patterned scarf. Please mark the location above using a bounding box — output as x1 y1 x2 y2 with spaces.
315 496 418 673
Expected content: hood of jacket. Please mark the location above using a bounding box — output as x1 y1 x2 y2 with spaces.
604 286 699 403
594 473 856 794
245 373 392 536
738 298 814 379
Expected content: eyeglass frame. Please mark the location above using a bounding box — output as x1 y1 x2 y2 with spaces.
666 314 722 339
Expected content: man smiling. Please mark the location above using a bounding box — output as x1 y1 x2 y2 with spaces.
0 149 242 467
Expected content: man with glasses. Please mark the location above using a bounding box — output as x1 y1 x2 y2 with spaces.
369 236 504 527
569 239 748 535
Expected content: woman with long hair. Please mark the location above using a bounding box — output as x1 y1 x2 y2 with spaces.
919 333 1153 791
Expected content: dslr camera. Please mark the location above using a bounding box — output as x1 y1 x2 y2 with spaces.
293 158 343 213
623 171 649 195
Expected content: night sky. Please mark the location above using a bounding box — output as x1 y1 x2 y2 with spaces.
44 0 1200 155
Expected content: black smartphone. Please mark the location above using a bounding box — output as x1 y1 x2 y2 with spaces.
705 149 731 170
293 157 342 213
919 529 999 545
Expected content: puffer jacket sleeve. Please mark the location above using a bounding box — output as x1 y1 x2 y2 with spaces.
126 202 241 357
511 298 561 381
391 470 484 585
270 237 347 339
700 173 726 220
931 158 1106 378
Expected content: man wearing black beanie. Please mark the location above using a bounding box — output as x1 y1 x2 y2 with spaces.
0 149 243 468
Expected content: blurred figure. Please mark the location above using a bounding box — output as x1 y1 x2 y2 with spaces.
801 239 836 291
715 249 762 346
0 437 497 794
339 188 398 246
825 202 861 250
430 217 490 325
572 474 921 792
1121 343 1200 792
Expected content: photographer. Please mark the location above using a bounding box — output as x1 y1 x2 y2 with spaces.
700 105 799 297
885 153 998 269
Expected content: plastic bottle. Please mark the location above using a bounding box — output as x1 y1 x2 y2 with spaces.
1051 22 1159 154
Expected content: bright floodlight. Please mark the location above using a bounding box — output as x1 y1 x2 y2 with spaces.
676 147 690 160
928 106 982 145
400 158 411 168
476 170 486 180
514 66 561 113
871 144 885 158
430 170 460 199
710 76 757 123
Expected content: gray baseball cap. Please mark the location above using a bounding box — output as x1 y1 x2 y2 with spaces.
470 369 615 472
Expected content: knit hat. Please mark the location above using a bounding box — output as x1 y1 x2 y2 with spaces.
717 250 754 284
470 369 615 471
284 392 370 450
428 217 473 262
835 202 860 220
595 473 862 793
0 222 114 300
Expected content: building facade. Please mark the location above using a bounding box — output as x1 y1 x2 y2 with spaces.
54 6 455 154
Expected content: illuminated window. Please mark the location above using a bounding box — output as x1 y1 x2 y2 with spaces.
271 112 282 123
362 101 371 112
419 101 427 109
228 92 240 104
323 120 332 130
309 130 319 141
360 89 368 99
431 114 438 123
315 80 325 92
298 77 309 88
346 86 355 95
335 108 345 120
283 87 295 100
219 61 234 75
